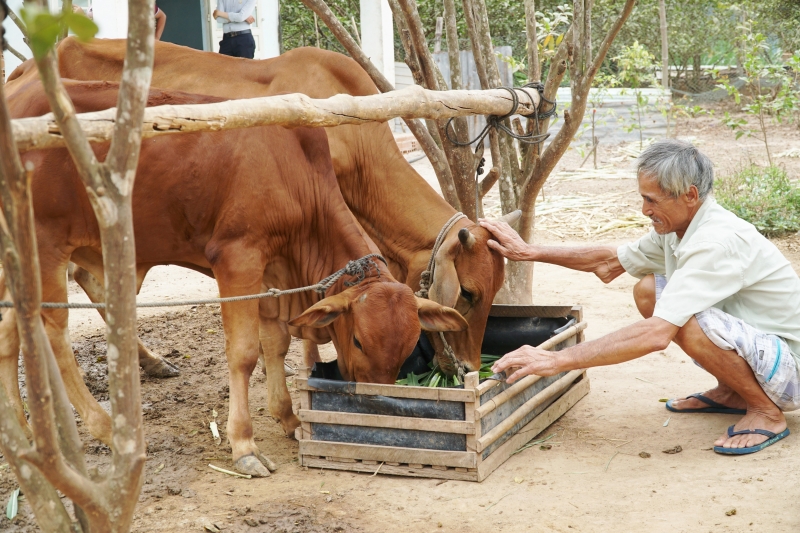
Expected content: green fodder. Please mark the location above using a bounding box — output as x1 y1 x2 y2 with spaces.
715 165 800 237
395 354 502 388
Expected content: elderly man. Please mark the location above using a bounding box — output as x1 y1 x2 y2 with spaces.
480 139 800 455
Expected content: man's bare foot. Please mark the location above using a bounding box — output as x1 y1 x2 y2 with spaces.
714 409 787 449
669 384 746 412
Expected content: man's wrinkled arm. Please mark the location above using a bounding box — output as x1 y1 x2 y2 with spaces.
493 317 679 383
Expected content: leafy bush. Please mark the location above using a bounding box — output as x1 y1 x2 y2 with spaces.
715 165 800 236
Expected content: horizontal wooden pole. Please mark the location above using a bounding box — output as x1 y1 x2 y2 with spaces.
11 85 540 153
297 409 475 434
294 377 475 403
299 440 476 468
475 321 588 397
476 369 584 453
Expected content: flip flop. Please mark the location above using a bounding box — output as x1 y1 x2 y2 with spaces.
665 393 747 415
713 425 790 455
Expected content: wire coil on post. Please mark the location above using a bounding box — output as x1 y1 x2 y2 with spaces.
443 82 557 149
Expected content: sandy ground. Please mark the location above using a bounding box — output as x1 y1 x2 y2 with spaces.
2 112 800 532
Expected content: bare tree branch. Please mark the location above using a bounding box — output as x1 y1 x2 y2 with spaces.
5 41 27 62
300 0 460 208
524 0 540 82
443 0 462 90
587 0 637 81
7 9 27 39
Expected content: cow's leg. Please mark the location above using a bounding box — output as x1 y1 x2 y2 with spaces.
71 260 180 378
212 245 276 477
259 314 300 437
41 259 113 444
0 275 27 433
302 339 322 370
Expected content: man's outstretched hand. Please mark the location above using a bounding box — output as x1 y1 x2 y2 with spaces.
491 345 564 384
479 218 532 261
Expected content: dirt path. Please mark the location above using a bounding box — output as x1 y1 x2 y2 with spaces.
3 113 800 532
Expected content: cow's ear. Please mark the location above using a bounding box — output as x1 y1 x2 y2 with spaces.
428 237 460 309
289 294 350 328
416 297 468 332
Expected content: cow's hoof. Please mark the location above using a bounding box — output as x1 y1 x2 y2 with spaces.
140 358 181 378
234 454 273 477
257 453 278 472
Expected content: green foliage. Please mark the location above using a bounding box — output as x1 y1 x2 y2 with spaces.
19 3 97 59
615 40 656 89
714 22 800 164
395 354 501 388
615 41 657 148
716 165 800 237
280 0 359 54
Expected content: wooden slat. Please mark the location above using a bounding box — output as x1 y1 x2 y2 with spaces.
572 306 585 343
464 372 480 454
297 409 475 434
294 378 475 403
299 440 476 468
301 457 478 481
298 367 312 439
477 374 590 481
475 375 544 420
476 369 585 452
475 321 587 398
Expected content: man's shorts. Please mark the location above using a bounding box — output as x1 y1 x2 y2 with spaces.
655 274 800 411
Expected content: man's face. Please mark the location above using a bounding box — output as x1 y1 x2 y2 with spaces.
638 174 698 237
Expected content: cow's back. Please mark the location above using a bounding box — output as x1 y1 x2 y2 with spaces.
49 38 377 100
9 80 342 269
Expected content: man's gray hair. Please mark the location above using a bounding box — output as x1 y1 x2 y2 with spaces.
637 139 714 199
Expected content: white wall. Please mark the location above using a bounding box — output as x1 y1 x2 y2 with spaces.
93 0 128 39
360 0 394 86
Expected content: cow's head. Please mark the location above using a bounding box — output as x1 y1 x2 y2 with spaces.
288 280 467 383
425 211 521 374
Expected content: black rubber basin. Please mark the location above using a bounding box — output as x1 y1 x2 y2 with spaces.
480 315 573 356
311 313 575 381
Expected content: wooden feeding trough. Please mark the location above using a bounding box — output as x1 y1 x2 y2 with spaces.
294 305 589 482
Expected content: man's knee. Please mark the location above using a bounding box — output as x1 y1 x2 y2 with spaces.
633 274 656 318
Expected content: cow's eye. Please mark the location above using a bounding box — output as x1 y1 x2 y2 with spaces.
460 286 474 303
353 336 363 351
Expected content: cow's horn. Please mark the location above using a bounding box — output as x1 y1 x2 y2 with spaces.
458 228 476 250
498 209 522 228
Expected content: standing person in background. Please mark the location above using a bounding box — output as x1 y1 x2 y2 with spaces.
213 0 257 59
155 4 167 41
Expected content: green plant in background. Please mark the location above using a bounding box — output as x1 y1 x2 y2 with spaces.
615 41 656 149
715 22 800 166
666 104 714 138
715 165 800 236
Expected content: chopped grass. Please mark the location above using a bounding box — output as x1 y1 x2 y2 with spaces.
395 354 502 388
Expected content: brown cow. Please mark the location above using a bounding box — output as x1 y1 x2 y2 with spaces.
6 39 519 377
1 79 467 476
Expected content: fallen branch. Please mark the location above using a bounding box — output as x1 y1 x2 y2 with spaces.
12 85 541 153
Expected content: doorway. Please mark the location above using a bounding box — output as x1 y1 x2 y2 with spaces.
158 0 208 51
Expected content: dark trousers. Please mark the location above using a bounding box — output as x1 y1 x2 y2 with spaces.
219 33 256 59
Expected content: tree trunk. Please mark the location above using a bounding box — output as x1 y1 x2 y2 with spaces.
658 0 668 90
